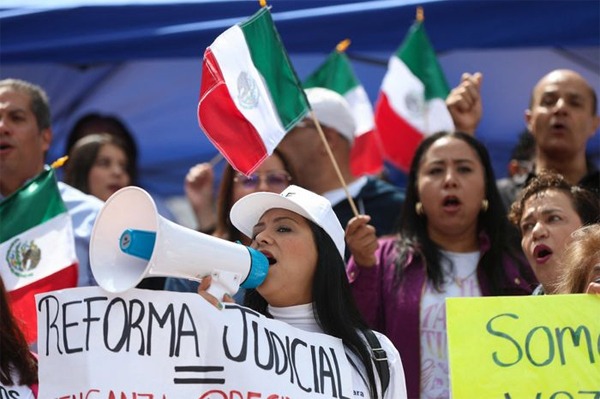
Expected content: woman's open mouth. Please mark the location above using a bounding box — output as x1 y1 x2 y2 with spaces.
260 250 277 266
442 195 461 211
533 244 553 264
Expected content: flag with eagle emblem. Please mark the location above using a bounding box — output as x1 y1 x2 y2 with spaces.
198 6 309 175
0 168 78 343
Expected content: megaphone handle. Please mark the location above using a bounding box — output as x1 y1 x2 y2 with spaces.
206 270 241 302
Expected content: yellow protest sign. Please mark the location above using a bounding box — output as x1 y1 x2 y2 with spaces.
447 294 600 399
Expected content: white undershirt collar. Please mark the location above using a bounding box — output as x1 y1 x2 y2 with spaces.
267 303 323 334
321 176 368 207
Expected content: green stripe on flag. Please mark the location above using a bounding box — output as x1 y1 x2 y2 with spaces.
240 7 308 131
303 51 359 95
0 169 67 243
396 22 450 101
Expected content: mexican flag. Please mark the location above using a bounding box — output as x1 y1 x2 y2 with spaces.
198 7 309 175
375 20 454 172
0 168 78 344
304 47 384 177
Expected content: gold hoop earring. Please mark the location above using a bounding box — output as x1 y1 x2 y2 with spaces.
416 202 424 216
481 199 489 212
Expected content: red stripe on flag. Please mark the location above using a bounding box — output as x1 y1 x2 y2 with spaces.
350 129 384 176
375 93 424 172
198 48 268 175
8 263 78 344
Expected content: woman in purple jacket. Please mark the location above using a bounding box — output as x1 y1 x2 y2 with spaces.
347 131 537 399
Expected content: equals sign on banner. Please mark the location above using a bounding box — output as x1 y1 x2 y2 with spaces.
173 365 225 384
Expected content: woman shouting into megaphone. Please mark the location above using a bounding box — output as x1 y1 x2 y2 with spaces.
198 185 407 399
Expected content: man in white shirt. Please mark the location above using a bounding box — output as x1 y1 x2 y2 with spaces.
0 78 103 286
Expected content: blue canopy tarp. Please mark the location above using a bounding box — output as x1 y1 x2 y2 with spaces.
1 0 598 200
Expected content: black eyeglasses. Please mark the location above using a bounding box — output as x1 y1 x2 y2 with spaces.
234 171 291 189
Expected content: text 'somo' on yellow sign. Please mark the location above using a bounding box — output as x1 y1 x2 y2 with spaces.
446 294 600 398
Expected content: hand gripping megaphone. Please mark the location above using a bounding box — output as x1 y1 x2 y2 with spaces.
89 186 268 300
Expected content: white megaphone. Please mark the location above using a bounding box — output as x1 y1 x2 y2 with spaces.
90 186 268 300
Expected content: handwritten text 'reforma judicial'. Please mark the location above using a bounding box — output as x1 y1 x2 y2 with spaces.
36 288 356 398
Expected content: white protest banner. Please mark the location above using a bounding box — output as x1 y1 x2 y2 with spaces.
36 287 354 398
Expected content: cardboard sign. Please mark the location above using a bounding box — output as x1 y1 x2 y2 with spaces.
447 294 600 399
36 287 354 398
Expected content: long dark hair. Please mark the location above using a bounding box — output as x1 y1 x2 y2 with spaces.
0 277 38 386
66 113 139 183
395 131 527 293
215 149 296 242
244 221 380 398
63 133 132 195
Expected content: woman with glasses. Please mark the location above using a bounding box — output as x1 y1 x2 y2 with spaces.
165 149 295 300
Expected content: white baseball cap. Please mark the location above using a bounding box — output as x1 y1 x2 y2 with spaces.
230 184 345 259
305 87 356 144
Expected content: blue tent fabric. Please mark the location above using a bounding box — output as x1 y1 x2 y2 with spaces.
1 1 599 199
2 1 599 63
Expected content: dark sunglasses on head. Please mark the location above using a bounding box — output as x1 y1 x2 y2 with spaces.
234 171 291 189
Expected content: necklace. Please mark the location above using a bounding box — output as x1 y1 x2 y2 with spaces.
448 268 478 288
441 250 480 289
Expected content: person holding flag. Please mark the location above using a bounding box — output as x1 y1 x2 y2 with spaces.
196 0 404 260
0 78 103 344
277 87 406 259
347 131 536 398
197 7 409 395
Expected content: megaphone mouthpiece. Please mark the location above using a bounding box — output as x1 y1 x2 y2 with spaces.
119 229 156 260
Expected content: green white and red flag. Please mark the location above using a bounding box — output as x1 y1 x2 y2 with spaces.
0 168 78 344
198 7 309 175
304 42 384 176
375 19 454 172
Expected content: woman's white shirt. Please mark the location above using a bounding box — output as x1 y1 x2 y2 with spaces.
268 303 408 399
420 250 481 399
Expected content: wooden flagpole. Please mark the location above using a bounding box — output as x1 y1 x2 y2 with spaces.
259 0 358 216
305 37 360 217
208 152 224 167
309 110 360 217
